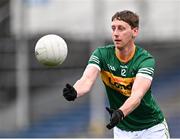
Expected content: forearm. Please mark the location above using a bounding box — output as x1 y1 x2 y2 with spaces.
73 65 99 98
73 78 92 97
119 76 152 117
119 95 141 117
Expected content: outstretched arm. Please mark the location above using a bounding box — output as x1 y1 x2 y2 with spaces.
63 65 100 101
74 65 100 97
106 75 152 129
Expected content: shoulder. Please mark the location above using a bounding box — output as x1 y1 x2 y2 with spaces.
135 45 155 65
136 45 154 60
88 44 115 70
95 44 115 52
135 46 155 80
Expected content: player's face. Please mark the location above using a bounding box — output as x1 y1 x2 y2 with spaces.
111 19 138 49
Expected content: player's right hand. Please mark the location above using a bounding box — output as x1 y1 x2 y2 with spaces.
63 84 77 101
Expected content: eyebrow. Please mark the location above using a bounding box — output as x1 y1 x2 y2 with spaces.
111 24 126 28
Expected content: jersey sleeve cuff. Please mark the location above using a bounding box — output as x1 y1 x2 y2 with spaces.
136 73 153 80
87 63 101 71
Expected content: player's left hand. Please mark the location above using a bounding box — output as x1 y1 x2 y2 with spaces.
106 107 124 129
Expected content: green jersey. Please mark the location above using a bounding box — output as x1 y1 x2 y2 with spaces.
88 44 164 131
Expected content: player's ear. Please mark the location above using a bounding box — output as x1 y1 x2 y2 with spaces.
132 27 139 38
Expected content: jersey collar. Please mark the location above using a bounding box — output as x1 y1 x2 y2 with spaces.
115 45 136 63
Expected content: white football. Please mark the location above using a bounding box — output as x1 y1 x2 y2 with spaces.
35 34 68 66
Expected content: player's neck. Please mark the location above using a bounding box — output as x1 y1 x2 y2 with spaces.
115 44 136 63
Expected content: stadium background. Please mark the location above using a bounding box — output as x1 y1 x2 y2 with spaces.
0 0 180 138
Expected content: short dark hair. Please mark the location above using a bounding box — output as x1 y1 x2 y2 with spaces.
112 10 139 28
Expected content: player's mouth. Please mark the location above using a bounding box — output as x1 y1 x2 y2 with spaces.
114 39 122 44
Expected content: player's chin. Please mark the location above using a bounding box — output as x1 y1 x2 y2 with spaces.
114 43 124 49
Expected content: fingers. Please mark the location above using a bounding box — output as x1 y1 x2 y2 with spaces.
63 87 68 92
106 117 119 130
106 108 124 130
66 83 72 89
106 123 114 129
106 107 114 114
63 83 77 101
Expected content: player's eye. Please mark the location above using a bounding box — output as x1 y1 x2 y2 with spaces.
118 26 126 31
111 26 116 31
